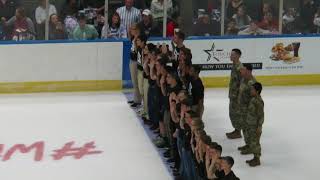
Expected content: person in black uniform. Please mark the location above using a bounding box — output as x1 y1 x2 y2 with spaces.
189 64 205 118
171 31 186 71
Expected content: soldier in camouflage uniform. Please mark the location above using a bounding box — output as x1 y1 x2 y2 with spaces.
243 82 264 167
226 49 244 139
237 64 256 152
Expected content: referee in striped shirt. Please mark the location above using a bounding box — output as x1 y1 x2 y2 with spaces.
116 0 142 33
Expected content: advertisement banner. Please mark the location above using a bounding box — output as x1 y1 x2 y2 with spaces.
151 36 318 77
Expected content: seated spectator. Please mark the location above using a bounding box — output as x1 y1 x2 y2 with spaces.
1 7 35 40
81 0 105 13
138 9 161 37
238 21 270 35
258 12 279 34
300 0 317 33
192 13 215 36
0 24 4 40
259 2 273 20
1 0 20 18
64 15 78 39
215 156 240 180
283 8 296 25
314 7 320 33
72 15 99 40
232 5 252 30
101 12 127 39
94 14 105 37
150 0 173 23
167 12 183 37
60 0 79 21
0 0 20 40
35 0 57 40
225 19 239 35
49 14 67 40
283 8 300 34
226 0 243 20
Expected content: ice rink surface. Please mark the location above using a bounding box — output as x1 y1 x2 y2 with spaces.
0 92 171 180
203 86 319 179
0 86 319 179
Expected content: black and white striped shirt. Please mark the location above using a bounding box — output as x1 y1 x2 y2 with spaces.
116 6 141 32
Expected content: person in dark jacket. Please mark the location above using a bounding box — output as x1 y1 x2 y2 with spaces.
193 14 215 36
0 0 20 20
49 14 68 40
138 9 161 37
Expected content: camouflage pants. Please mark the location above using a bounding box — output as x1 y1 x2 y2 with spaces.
229 99 242 130
246 126 262 157
239 107 249 144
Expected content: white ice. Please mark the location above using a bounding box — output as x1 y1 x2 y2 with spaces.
203 86 320 179
0 92 171 180
0 86 319 180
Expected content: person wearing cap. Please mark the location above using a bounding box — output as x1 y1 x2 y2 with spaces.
226 49 244 139
116 0 141 33
138 9 161 37
243 82 264 167
237 64 257 153
216 156 240 180
193 13 215 36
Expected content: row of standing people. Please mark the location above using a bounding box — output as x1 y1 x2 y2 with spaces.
128 25 241 179
227 49 264 167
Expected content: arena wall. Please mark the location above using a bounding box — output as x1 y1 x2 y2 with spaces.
0 40 123 93
1 34 320 93
147 35 320 88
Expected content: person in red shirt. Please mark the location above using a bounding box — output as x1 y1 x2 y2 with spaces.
258 12 279 34
166 13 183 37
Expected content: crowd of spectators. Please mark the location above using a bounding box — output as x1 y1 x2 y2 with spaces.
127 25 241 179
1 0 320 41
224 0 320 35
0 0 183 40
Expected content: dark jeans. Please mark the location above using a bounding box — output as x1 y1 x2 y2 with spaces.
147 84 161 124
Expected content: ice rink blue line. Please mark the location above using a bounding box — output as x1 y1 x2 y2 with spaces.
123 92 174 180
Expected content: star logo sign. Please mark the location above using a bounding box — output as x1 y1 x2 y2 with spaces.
204 43 220 62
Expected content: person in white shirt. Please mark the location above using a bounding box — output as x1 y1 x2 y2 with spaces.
150 0 173 22
313 7 320 33
116 0 141 33
35 0 57 39
35 0 57 25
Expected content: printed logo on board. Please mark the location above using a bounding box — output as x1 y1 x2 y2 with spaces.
270 42 301 64
200 41 262 71
203 42 230 62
